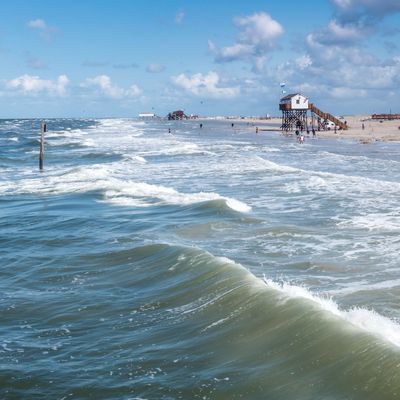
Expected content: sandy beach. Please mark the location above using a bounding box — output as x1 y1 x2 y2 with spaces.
226 115 400 143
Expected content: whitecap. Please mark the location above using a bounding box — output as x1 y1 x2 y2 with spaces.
102 182 251 212
263 275 400 348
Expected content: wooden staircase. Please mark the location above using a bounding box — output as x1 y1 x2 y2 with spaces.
309 103 348 130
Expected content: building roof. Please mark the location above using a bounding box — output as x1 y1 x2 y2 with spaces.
280 93 306 101
139 112 155 116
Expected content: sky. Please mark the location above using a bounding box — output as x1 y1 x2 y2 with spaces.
0 0 400 118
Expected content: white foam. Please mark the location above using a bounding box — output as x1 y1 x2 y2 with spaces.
336 213 400 232
261 147 281 153
313 170 400 196
263 275 400 348
253 156 298 173
0 163 250 213
225 198 251 213
209 155 299 176
104 196 153 208
82 138 96 147
215 256 237 265
123 155 147 163
103 182 251 212
142 142 213 157
99 118 145 127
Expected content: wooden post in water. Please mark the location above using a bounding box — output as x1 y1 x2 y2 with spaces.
39 121 47 171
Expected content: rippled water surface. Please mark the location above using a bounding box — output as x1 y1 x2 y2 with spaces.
1 118 400 399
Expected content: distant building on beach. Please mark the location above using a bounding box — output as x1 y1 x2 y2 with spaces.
138 112 156 119
167 110 187 120
371 113 400 120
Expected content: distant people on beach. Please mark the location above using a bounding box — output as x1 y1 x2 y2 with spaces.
299 134 305 144
200 123 203 129
312 128 316 137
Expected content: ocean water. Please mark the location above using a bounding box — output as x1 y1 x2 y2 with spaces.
1 118 400 399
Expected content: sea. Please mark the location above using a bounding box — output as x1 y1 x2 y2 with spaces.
1 118 400 399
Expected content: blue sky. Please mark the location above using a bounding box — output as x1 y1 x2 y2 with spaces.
0 0 399 117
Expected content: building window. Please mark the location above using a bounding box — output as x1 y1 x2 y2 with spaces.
296 99 300 104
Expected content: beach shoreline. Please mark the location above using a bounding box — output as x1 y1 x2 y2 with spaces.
215 115 400 143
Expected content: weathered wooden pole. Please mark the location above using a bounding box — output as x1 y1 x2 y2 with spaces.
39 121 47 171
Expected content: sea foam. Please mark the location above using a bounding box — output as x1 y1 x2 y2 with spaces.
0 162 251 213
336 213 400 232
263 275 400 348
103 182 251 212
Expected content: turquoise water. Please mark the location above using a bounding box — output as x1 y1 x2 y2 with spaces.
1 118 400 399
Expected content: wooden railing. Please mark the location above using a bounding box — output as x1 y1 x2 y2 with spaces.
309 103 348 130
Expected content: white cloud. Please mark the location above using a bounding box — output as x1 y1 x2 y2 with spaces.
334 59 400 89
305 29 377 67
307 19 368 48
253 56 268 73
171 71 240 98
234 12 284 49
301 0 400 100
80 75 142 98
295 54 312 70
27 18 58 40
126 84 142 97
209 12 284 68
146 64 166 73
27 19 47 29
212 42 253 62
332 0 400 18
292 82 325 95
327 19 366 42
307 0 400 52
330 86 367 98
6 74 69 96
175 10 185 24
